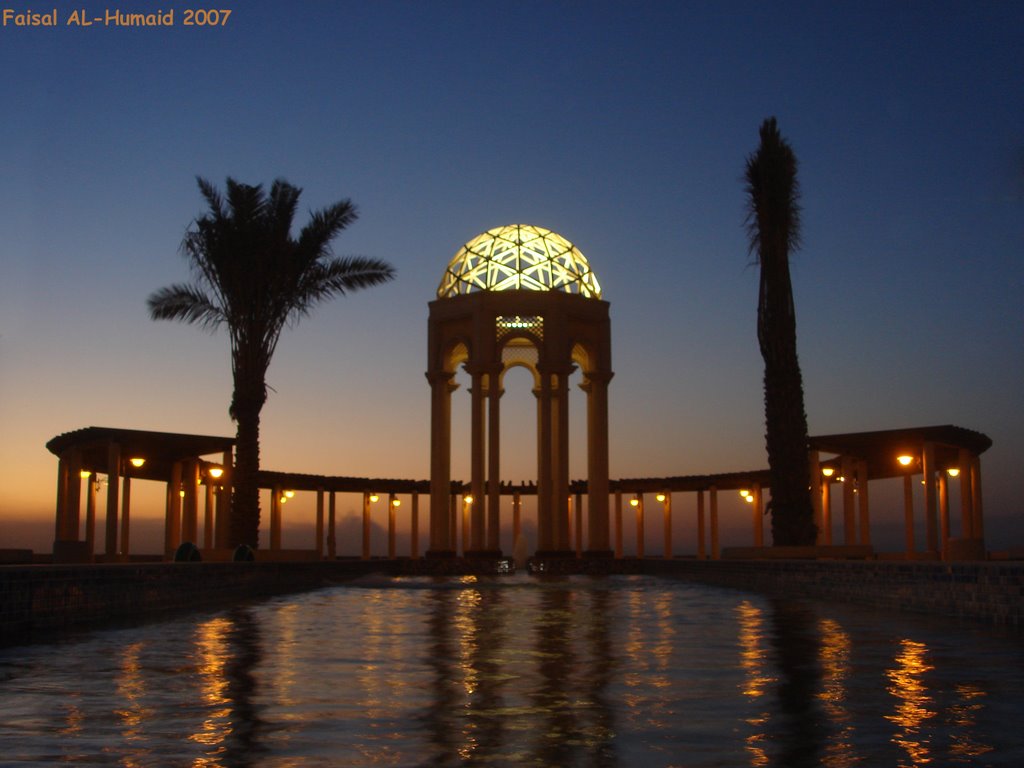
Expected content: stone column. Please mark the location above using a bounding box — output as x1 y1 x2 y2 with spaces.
486 370 503 553
614 490 623 558
583 373 612 554
183 460 200 545
661 493 672 560
809 450 823 544
535 375 553 551
362 491 372 560
428 372 456 556
903 474 915 557
165 461 182 558
270 486 282 551
216 448 233 550
328 491 337 558
553 369 571 551
635 494 645 558
388 493 397 559
316 488 325 557
696 491 706 560
922 442 938 554
709 486 720 560
958 448 974 539
970 455 984 543
204 482 215 550
856 460 871 547
105 443 121 560
841 456 855 544
751 483 763 547
574 492 583 557
820 479 832 545
411 494 420 558
938 472 950 560
120 474 132 561
469 368 486 552
85 473 97 558
512 491 522 546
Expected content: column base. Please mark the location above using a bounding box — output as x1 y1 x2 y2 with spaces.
464 549 504 558
533 549 575 559
425 549 457 559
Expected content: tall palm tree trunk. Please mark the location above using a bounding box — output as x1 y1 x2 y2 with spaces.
746 118 817 546
230 387 264 549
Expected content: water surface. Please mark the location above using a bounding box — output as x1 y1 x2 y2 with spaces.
1 574 1022 766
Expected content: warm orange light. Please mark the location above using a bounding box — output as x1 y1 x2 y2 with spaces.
897 455 914 467
744 495 755 503
79 470 92 479
656 493 666 503
391 498 401 508
280 495 288 504
629 497 640 507
947 468 960 477
208 466 224 479
284 490 295 499
129 457 146 468
821 467 834 478
179 489 186 498
464 495 473 504
369 494 379 503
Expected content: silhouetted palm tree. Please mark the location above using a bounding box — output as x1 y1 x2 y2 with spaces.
148 177 395 549
744 118 816 546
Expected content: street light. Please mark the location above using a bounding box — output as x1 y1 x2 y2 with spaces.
129 457 146 468
897 455 914 467
947 468 960 477
821 467 834 478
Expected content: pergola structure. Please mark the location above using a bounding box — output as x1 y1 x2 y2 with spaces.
808 425 992 559
46 427 233 562
427 225 612 558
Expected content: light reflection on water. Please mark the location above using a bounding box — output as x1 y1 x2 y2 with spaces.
1 574 1022 766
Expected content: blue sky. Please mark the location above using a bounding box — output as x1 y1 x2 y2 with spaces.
1 1 1021 553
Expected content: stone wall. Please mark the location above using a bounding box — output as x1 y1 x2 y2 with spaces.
0 560 389 644
643 559 1024 627
3 558 1021 645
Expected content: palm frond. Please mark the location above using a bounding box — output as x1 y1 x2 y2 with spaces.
147 284 225 330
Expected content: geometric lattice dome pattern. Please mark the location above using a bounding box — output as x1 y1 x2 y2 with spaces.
437 224 602 299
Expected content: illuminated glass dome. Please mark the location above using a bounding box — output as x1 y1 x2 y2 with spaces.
437 224 602 299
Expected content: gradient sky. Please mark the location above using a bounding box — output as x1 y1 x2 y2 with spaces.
1 1 1021 554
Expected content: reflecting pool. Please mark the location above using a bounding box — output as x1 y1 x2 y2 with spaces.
1 574 1022 766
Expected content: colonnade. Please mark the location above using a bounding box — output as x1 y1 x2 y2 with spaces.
52 443 232 562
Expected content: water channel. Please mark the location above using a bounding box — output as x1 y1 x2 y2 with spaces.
1 574 1022 766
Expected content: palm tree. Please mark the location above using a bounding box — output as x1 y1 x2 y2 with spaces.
744 118 816 546
148 177 396 549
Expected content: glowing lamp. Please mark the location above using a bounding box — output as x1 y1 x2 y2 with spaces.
129 457 146 468
656 493 666 503
391 498 402 508
744 494 755 503
947 468 960 477
629 497 640 507
369 494 379 503
284 490 295 499
208 466 224 479
179 489 185 498
897 455 914 467
79 470 92 479
821 467 834 478
464 495 473 504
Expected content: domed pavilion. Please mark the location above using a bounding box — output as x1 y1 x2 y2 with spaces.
427 225 613 558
